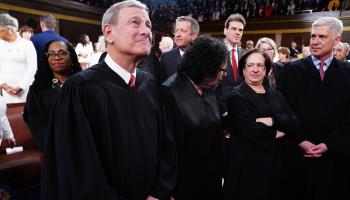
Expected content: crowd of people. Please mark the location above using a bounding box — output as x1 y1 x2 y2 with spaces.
1 0 350 200
73 0 350 22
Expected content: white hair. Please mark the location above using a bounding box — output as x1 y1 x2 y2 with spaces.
0 13 18 32
312 17 343 38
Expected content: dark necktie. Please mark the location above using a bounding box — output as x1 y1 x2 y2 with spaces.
319 61 325 81
129 75 135 87
232 49 238 81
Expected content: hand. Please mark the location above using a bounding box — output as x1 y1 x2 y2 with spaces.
9 87 23 96
275 130 285 139
311 143 328 155
298 140 322 158
256 117 273 127
0 83 14 94
146 196 158 200
0 138 16 147
223 129 231 139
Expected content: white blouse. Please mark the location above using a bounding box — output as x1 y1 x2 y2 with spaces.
0 37 37 103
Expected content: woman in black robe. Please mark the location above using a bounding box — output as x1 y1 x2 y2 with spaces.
223 49 299 200
23 40 81 150
161 36 229 200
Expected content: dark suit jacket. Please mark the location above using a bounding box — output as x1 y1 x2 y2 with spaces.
159 48 182 84
216 47 244 119
31 30 68 62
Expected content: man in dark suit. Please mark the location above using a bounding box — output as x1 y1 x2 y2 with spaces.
31 14 68 62
278 16 350 200
158 16 199 83
217 14 246 117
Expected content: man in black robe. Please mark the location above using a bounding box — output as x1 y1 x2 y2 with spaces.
277 16 350 200
41 1 177 199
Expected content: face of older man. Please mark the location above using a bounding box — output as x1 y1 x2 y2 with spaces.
333 43 348 61
104 7 152 59
174 20 197 50
310 25 340 61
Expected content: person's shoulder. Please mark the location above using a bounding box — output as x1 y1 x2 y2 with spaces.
161 48 178 58
162 73 179 87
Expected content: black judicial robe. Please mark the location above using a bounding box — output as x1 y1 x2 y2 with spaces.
161 74 224 200
42 62 177 200
23 85 58 150
277 56 350 200
223 82 298 200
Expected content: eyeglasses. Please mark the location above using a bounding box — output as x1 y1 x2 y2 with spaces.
219 68 227 75
261 48 274 52
45 50 70 59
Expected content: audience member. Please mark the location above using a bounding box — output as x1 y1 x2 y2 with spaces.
0 14 37 103
30 14 68 62
0 95 15 147
223 48 298 200
216 13 246 118
19 25 34 40
289 41 300 59
162 35 228 200
333 41 350 62
75 33 94 69
244 39 254 52
90 35 107 66
23 40 81 150
41 1 177 199
159 16 199 83
277 46 291 65
278 16 350 200
302 45 311 58
256 37 282 88
159 36 174 53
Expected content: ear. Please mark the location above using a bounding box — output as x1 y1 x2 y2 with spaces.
103 24 114 44
335 35 341 44
224 28 227 36
191 33 198 41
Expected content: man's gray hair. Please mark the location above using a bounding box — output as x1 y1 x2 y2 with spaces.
224 13 246 29
40 14 56 30
0 13 19 32
102 0 148 29
312 17 343 38
342 42 350 54
176 16 200 35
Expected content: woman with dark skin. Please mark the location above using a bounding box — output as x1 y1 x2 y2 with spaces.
161 36 228 200
223 49 299 200
23 40 81 150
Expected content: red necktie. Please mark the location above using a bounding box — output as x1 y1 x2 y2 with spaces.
319 61 325 81
129 75 135 87
231 49 238 81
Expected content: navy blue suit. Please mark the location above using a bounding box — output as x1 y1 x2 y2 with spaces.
31 30 68 61
159 48 182 84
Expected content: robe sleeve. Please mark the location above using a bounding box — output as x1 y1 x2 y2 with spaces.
150 86 178 199
23 87 47 150
42 80 127 200
227 91 276 151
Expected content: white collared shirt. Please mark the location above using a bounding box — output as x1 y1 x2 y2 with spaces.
104 54 136 85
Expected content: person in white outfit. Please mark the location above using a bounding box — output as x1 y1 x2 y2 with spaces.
90 35 106 66
0 14 37 103
0 96 15 147
75 33 94 69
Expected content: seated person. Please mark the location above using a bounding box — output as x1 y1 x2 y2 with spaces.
23 40 81 150
0 95 15 147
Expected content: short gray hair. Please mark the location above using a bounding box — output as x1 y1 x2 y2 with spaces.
225 13 246 29
176 16 200 35
102 0 148 28
40 14 56 29
0 13 19 32
312 17 343 38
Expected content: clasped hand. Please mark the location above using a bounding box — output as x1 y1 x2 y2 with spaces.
299 140 328 157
